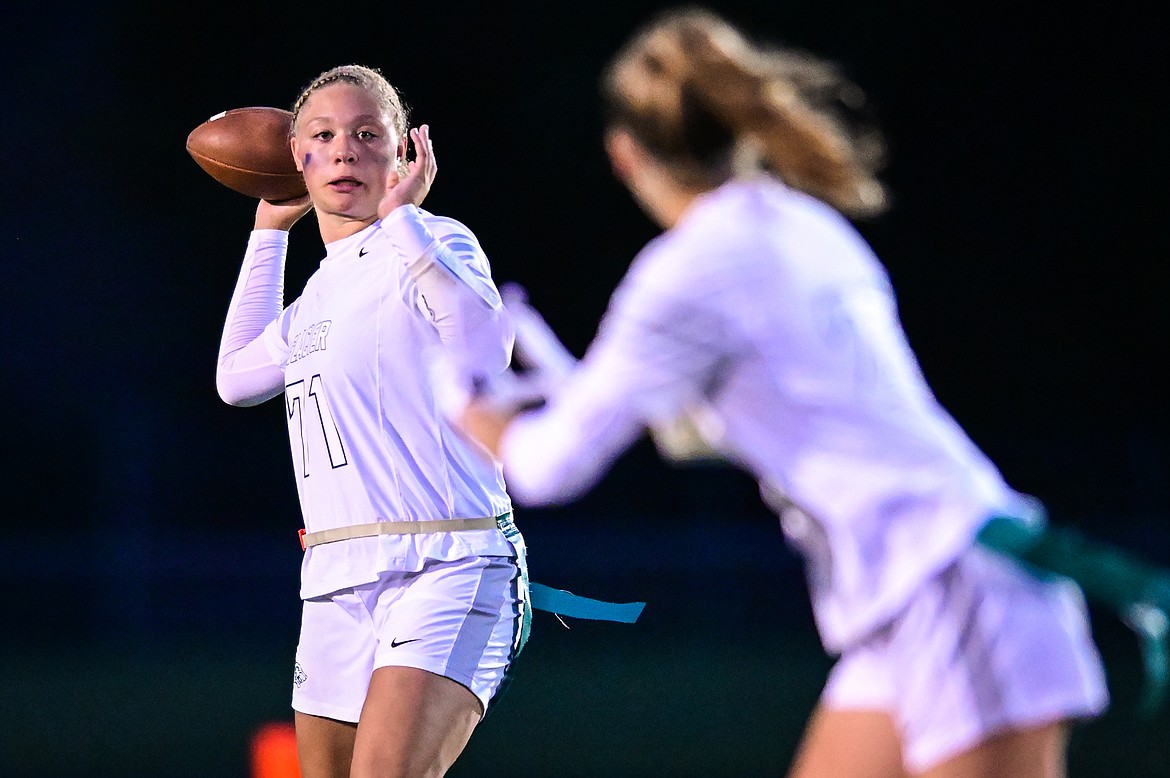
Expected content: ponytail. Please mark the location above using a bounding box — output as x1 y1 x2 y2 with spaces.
602 7 888 218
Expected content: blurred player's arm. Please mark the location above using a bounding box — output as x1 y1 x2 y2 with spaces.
500 283 724 465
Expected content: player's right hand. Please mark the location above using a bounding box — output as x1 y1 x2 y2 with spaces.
254 192 313 232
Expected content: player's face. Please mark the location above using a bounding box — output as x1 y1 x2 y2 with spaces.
291 83 400 221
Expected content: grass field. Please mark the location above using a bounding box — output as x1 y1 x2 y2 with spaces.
6 512 1169 776
3 609 1168 777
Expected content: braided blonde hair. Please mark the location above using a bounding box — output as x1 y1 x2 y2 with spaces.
602 7 888 218
291 64 411 176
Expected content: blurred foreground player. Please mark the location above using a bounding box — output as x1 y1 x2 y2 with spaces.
214 64 528 777
448 9 1110 777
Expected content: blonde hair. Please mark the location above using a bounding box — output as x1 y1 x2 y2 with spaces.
601 7 888 218
291 64 410 175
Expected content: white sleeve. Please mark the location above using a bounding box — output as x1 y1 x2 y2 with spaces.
379 205 514 377
499 277 729 506
215 230 288 407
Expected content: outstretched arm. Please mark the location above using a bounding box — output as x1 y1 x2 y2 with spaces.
459 285 724 468
451 283 725 506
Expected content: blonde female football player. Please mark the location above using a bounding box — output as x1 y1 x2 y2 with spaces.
214 64 528 777
449 8 1109 778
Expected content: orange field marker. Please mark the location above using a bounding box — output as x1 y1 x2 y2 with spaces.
250 720 299 778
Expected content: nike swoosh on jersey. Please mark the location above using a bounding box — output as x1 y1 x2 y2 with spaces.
390 637 421 648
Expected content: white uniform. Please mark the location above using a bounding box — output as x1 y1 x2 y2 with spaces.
499 175 1106 765
503 175 1019 649
218 204 526 715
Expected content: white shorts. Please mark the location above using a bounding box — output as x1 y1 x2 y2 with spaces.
822 544 1108 773
291 554 527 722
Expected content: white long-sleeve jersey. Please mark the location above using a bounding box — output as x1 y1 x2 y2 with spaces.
500 176 1031 652
218 204 518 599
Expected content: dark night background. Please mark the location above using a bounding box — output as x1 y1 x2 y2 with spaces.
2 2 1167 776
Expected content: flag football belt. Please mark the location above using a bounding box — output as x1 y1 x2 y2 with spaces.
297 513 645 627
299 517 499 549
979 513 1170 717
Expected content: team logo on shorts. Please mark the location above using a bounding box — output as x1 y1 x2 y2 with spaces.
293 662 308 688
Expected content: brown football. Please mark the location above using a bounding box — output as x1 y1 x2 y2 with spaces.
186 107 306 201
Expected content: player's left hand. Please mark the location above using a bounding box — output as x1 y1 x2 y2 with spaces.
379 125 436 219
